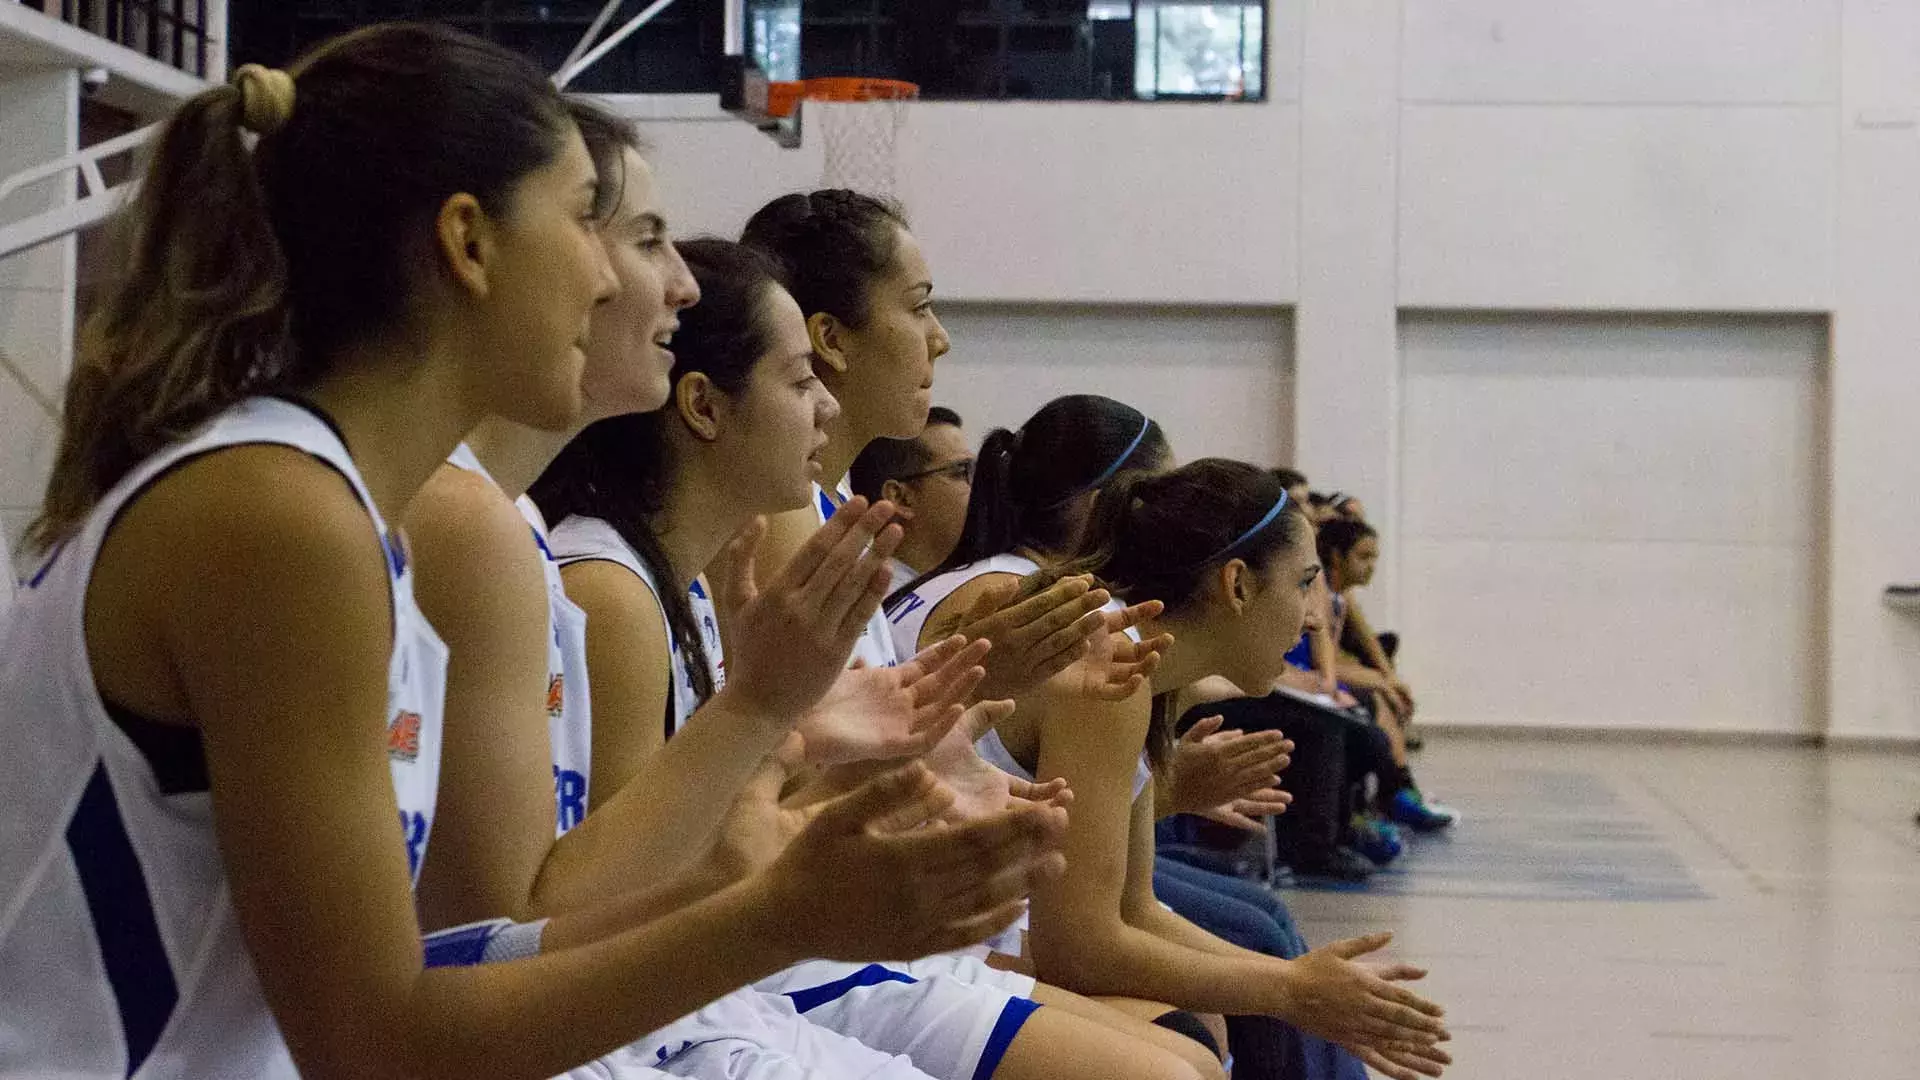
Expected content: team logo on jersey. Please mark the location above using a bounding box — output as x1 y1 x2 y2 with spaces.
387 710 422 763
546 674 565 718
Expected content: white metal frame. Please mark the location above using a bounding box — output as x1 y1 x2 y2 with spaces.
0 123 155 261
553 0 692 90
0 0 731 261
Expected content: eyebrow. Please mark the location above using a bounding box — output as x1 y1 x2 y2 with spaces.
636 212 666 233
907 281 933 297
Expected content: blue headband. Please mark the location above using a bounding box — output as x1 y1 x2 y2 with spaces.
1042 413 1152 510
1189 488 1292 569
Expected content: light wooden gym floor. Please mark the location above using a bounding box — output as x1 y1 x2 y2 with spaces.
1282 734 1920 1080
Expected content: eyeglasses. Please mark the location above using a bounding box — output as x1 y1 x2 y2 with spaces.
896 458 974 484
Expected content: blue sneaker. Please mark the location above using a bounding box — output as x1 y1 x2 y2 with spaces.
1348 816 1404 865
1387 788 1457 832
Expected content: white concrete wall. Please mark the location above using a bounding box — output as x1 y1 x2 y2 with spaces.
932 305 1293 467
0 68 77 572
1396 313 1825 733
1831 0 1920 740
610 1 1900 739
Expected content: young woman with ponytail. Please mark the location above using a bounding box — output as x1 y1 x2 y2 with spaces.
886 397 1352 1079
737 192 1144 702
972 460 1454 1080
525 238 1225 1080
0 27 1058 1080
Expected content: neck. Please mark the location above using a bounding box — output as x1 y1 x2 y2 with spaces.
653 453 757 587
305 341 481 527
893 531 942 576
817 406 880 493
463 417 577 500
1141 613 1216 698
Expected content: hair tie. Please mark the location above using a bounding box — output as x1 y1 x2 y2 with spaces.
233 64 296 136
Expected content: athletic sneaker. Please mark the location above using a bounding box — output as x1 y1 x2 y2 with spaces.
1286 845 1376 886
1386 788 1457 832
1347 817 1404 865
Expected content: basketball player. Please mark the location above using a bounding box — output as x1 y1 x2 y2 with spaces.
0 29 1059 1080
403 109 1078 1080
896 452 1455 1080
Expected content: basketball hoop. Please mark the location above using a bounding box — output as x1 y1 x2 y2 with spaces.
800 77 919 200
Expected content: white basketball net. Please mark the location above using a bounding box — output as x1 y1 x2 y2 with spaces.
814 98 912 200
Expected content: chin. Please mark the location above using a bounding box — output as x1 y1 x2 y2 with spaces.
511 391 585 434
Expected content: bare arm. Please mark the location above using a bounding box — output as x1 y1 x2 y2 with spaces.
137 451 806 1079
1343 597 1397 680
406 467 557 929
538 506 919 913
1017 666 1449 1076
562 560 675 813
1023 678 1298 1015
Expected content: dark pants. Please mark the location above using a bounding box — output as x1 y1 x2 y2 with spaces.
1188 694 1369 864
1152 851 1369 1080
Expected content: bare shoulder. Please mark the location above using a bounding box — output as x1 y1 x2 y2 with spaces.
920 570 1023 645
405 464 543 590
561 559 670 645
108 443 390 596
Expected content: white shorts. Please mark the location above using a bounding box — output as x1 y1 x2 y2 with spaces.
754 959 1041 1080
885 946 1038 999
568 988 936 1080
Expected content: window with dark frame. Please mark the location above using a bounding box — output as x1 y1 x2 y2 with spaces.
228 1 1268 103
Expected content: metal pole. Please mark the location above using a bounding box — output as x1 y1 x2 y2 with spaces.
556 0 681 88
723 0 743 56
559 0 626 77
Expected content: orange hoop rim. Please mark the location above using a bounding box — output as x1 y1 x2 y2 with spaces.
803 77 920 102
762 78 919 119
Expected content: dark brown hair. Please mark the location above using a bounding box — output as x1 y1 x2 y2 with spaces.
531 239 788 708
1072 458 1311 770
738 189 909 328
31 22 575 550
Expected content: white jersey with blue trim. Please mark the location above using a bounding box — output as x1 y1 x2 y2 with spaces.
0 397 447 1079
885 553 1041 659
549 515 722 737
444 445 594 838
814 479 899 669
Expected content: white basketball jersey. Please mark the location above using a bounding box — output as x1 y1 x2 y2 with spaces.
549 515 720 738
813 479 899 669
686 575 726 699
444 445 594 838
885 553 1041 660
890 551 1150 795
0 397 447 1079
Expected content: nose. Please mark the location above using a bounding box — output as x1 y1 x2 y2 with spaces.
665 239 700 310
591 234 618 305
928 312 951 361
818 383 843 426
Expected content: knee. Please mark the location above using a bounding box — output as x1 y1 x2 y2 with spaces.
1149 1009 1228 1080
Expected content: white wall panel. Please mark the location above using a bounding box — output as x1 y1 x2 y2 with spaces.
625 100 1298 306
1399 315 1823 547
1397 314 1823 735
899 103 1297 305
1402 0 1839 105
1398 105 1836 311
931 305 1293 467
1398 538 1817 732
